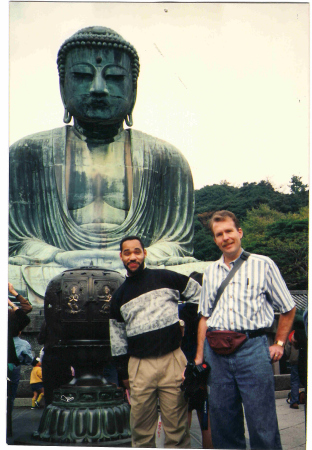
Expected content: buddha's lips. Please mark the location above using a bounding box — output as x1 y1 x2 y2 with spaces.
87 99 111 107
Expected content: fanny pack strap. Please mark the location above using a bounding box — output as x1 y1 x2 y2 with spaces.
210 251 250 317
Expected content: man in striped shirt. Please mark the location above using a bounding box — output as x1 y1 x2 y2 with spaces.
109 236 201 448
195 210 296 449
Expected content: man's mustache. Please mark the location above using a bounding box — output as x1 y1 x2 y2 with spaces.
222 241 234 247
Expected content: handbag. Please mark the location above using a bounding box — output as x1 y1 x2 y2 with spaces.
206 251 250 355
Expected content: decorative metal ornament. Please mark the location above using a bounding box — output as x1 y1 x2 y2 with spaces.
32 266 131 444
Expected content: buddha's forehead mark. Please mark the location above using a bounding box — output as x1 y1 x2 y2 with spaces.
66 47 131 70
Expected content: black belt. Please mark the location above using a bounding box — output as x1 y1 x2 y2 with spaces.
208 328 266 339
241 329 266 339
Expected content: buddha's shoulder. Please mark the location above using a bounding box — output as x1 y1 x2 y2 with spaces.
10 127 67 151
130 129 188 161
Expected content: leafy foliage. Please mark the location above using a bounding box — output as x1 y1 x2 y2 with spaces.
193 177 309 289
195 178 308 220
241 206 308 289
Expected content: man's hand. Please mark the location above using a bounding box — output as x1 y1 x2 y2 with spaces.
182 356 204 381
8 283 19 311
8 282 18 297
8 299 18 311
194 356 204 366
181 357 206 381
269 343 284 362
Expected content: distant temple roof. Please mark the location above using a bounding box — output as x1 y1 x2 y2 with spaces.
289 290 308 311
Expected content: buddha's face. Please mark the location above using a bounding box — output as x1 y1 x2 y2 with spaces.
62 47 135 124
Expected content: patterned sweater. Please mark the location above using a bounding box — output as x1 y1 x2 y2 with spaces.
109 268 201 379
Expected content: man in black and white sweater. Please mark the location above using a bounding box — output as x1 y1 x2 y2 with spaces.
109 236 201 448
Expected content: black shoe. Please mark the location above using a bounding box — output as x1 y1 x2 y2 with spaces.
290 403 299 409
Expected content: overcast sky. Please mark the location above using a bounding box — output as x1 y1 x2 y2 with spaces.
9 1 309 193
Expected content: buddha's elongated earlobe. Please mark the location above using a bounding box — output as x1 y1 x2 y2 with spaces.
63 107 72 124
125 113 133 127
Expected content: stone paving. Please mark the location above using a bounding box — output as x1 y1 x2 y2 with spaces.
6 395 307 448
275 398 306 450
187 397 307 449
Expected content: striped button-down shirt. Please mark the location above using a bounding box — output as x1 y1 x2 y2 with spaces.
199 251 295 331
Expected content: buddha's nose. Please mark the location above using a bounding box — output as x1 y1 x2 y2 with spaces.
90 73 109 95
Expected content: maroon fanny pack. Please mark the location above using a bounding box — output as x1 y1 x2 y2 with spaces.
206 330 247 355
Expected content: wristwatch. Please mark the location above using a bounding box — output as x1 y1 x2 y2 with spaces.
274 340 285 348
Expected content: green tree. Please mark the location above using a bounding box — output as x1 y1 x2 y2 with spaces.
195 177 309 221
289 175 308 194
241 206 308 289
193 216 219 261
288 175 309 211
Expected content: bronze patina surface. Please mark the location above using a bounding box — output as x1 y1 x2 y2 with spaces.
32 266 131 444
9 26 197 304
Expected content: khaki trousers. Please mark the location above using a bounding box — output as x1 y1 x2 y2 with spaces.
128 348 190 448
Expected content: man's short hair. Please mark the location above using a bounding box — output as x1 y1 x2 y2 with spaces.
120 236 145 252
209 210 240 234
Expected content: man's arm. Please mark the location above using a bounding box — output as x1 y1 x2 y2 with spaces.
109 294 130 385
179 276 202 305
269 306 296 361
194 315 208 365
182 315 208 380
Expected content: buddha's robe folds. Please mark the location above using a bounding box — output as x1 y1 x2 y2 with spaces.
9 126 195 302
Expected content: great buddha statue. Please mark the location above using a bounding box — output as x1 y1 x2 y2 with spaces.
9 26 202 304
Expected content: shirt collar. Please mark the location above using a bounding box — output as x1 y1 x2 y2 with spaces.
217 248 245 268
